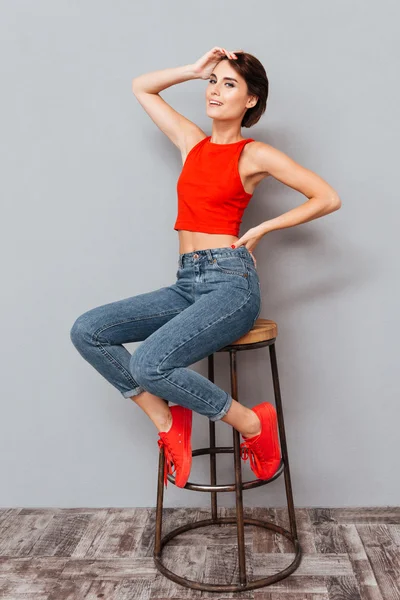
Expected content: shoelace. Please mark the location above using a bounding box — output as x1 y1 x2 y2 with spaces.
157 436 178 489
240 439 264 473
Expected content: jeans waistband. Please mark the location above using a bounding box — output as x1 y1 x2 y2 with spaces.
178 245 251 268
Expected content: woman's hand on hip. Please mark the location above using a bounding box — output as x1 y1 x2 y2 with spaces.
231 226 266 267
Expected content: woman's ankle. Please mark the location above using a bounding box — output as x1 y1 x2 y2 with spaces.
241 412 262 438
221 399 262 437
157 412 173 433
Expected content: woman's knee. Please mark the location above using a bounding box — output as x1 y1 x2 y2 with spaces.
129 347 161 389
70 310 98 349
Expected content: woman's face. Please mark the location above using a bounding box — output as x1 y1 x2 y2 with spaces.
206 61 254 122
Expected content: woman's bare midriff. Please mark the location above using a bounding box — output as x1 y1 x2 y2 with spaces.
177 230 239 254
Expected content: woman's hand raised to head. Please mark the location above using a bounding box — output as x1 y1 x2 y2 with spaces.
192 47 242 80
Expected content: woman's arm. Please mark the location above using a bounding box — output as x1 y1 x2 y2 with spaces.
132 64 198 95
233 142 341 254
253 142 341 234
132 64 205 155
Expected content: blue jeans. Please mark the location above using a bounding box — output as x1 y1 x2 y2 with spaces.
70 245 261 421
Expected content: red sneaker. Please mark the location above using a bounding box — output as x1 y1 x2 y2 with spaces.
240 402 281 480
157 405 192 488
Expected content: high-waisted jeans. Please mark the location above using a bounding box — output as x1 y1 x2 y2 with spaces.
69 245 261 421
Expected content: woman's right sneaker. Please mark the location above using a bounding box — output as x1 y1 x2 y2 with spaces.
157 405 192 488
240 402 281 479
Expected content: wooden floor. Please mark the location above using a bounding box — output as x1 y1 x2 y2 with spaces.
0 506 398 599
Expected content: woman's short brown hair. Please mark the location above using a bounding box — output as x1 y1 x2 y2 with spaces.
219 51 269 128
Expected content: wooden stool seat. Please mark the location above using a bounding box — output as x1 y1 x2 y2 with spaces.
231 318 278 345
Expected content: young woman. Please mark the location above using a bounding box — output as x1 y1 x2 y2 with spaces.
70 47 341 489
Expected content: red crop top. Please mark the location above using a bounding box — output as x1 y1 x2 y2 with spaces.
174 135 255 236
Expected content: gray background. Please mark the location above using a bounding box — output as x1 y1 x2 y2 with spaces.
1 0 398 508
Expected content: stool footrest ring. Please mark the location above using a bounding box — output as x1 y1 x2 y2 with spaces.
165 448 285 491
154 516 302 592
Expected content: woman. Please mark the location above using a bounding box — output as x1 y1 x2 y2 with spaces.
70 47 341 488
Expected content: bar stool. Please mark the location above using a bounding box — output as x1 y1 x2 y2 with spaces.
153 318 302 592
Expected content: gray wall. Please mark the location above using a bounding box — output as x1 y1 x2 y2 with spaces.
1 0 398 508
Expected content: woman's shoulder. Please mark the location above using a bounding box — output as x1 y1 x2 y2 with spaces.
245 139 283 178
180 130 209 166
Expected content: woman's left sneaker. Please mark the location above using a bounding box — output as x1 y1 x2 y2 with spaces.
157 405 192 488
240 401 281 479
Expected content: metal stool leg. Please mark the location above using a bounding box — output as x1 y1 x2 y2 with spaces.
154 405 167 559
207 354 218 523
269 342 299 542
229 348 248 587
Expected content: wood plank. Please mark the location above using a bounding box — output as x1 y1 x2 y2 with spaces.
310 507 400 525
48 577 152 600
149 545 205 598
202 543 254 598
82 509 150 558
252 553 353 577
340 523 384 600
0 512 55 557
29 512 96 557
357 524 400 600
59 557 156 580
